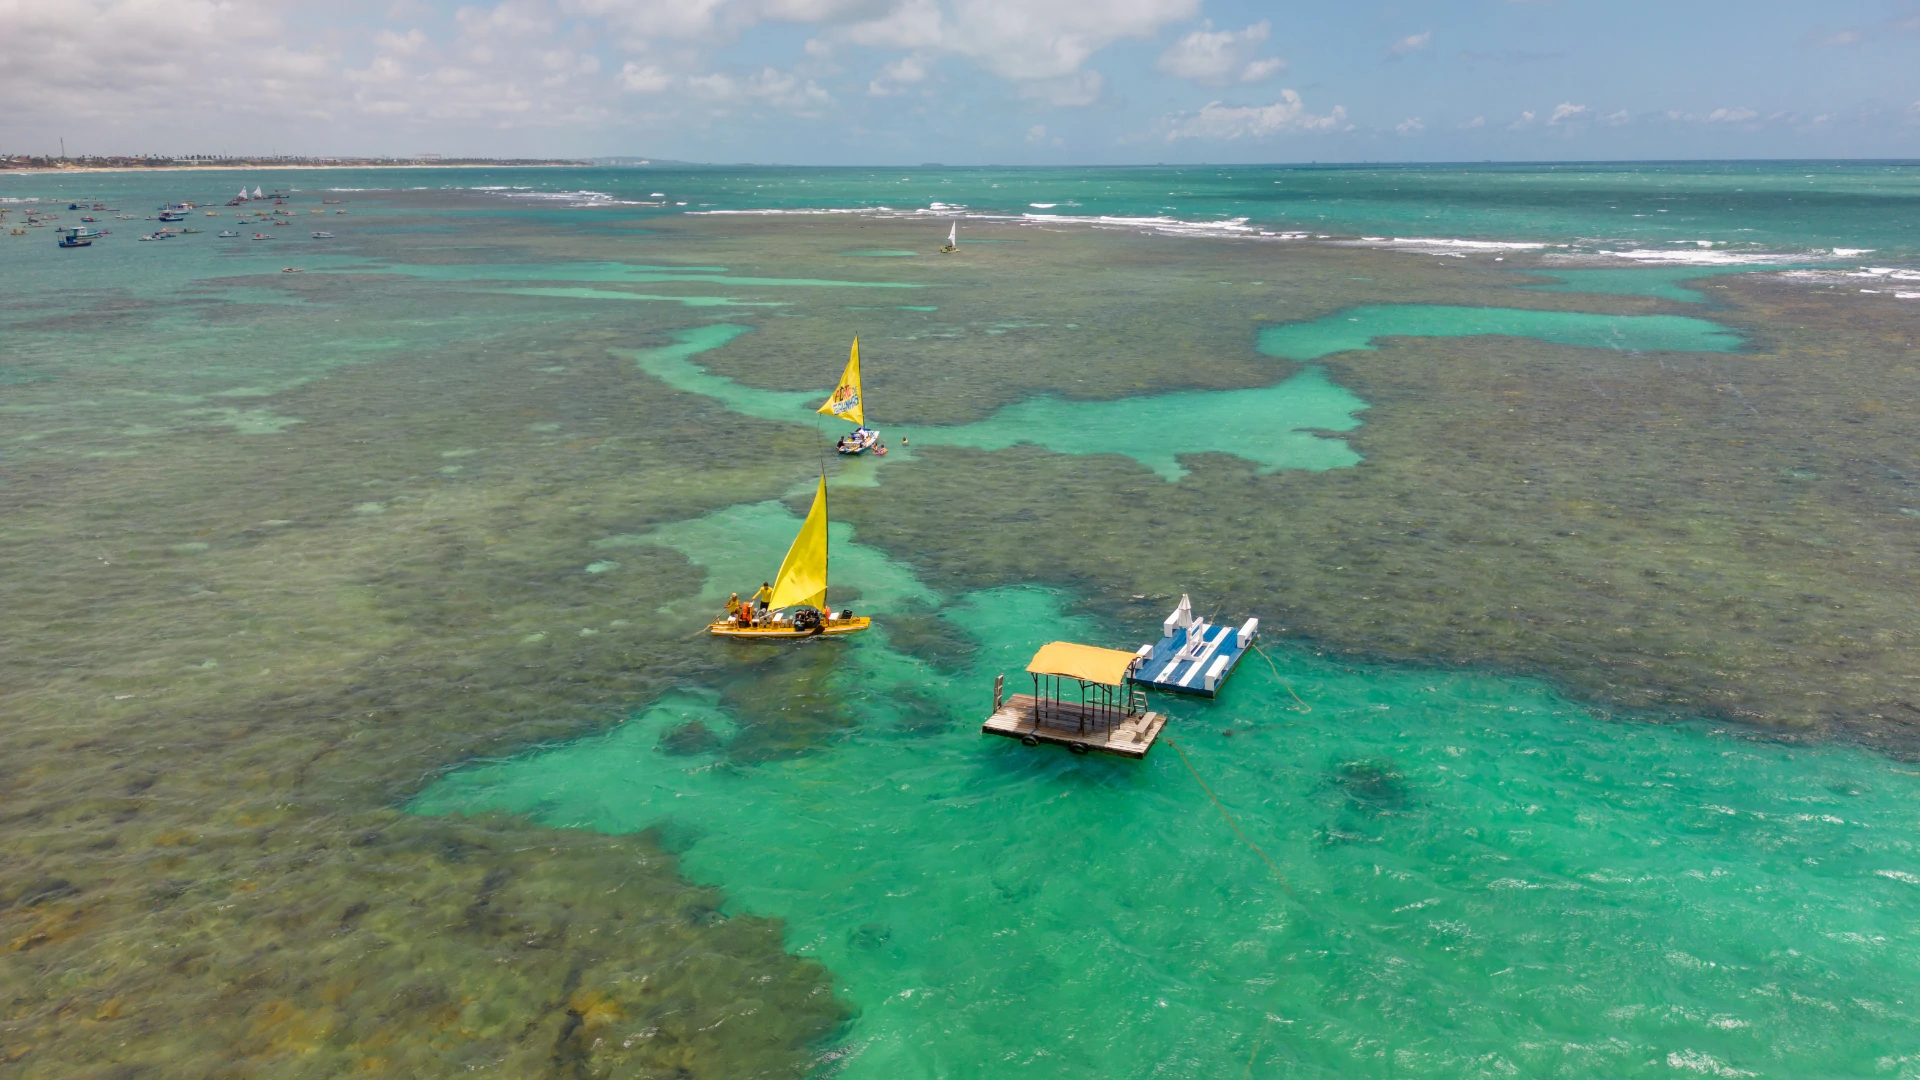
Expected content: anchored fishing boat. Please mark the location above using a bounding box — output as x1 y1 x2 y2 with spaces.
708 476 871 639
824 338 884 455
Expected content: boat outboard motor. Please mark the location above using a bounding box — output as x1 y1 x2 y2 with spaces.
792 607 825 633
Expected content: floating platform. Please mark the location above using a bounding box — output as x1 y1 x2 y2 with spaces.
1133 595 1258 697
981 694 1166 759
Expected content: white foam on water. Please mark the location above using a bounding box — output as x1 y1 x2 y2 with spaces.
1340 235 1552 253
1021 212 1259 236
1831 248 1874 257
1592 247 1813 265
1029 203 1057 208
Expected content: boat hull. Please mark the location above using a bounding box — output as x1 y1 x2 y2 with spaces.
707 616 871 638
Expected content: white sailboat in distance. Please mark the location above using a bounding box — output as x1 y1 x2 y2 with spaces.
941 221 957 253
253 186 264 199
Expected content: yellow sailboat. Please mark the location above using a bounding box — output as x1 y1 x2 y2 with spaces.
825 338 882 455
708 475 872 638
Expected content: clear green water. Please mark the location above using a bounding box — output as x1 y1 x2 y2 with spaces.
7 166 1920 1077
1514 267 1771 304
415 510 1920 1079
1257 306 1744 362
624 325 1365 480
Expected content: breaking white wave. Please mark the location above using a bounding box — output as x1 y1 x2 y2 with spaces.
493 188 640 207
1341 235 1552 253
1030 203 1057 208
1020 212 1259 236
1588 247 1814 266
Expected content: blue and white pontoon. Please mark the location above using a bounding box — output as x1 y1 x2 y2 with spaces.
1133 594 1258 697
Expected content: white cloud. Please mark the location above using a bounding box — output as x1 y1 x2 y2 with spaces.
1548 101 1586 124
868 53 929 95
1 0 1212 148
830 0 1199 83
685 66 832 111
1017 70 1107 107
1508 109 1536 130
1156 20 1284 85
1394 117 1424 136
1459 115 1486 130
1165 90 1346 140
619 62 674 93
1388 31 1431 56
1705 106 1758 123
1603 108 1630 125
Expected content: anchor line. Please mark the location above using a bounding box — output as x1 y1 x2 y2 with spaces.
1252 643 1310 712
1164 737 1295 898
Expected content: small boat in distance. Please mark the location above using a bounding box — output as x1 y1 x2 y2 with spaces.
218 230 239 238
310 231 333 239
251 233 271 240
57 232 94 248
707 475 870 639
281 267 304 274
941 221 957 253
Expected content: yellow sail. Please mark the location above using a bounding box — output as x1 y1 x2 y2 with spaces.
767 475 829 611
817 337 864 426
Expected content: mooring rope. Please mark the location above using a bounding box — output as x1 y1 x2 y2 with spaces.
1164 736 1295 898
1252 643 1310 712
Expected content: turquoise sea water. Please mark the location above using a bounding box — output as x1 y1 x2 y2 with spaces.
416 506 1920 1080
1257 305 1744 361
11 160 1920 259
6 164 1920 1077
622 325 1370 480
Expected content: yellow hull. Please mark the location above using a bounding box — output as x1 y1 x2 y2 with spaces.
707 616 872 639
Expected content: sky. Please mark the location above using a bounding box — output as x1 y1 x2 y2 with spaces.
3 0 1919 164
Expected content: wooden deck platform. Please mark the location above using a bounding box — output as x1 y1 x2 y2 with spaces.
981 694 1166 759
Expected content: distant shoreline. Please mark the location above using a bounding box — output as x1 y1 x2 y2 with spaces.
1 162 592 176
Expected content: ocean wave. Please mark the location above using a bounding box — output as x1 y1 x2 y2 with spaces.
1343 235 1552 253
1585 247 1814 266
1020 212 1260 236
494 189 643 207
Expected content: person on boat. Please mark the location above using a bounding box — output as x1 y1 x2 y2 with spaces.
724 592 741 617
751 582 773 615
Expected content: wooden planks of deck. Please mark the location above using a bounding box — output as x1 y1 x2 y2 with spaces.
981 694 1167 759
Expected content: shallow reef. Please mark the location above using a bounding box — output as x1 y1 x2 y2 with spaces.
3 192 1919 1075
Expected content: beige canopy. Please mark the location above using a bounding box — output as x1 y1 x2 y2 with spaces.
1025 641 1141 686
